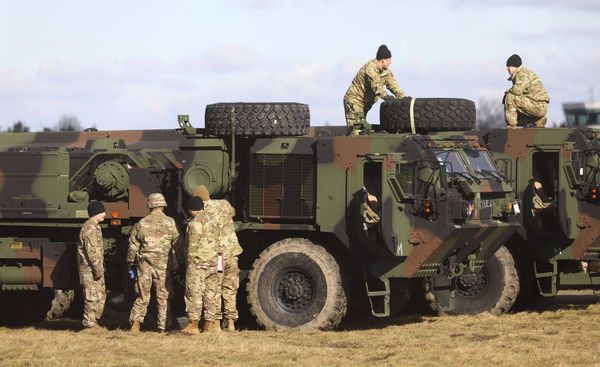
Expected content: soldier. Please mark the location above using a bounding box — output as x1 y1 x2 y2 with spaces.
127 193 181 333
78 201 107 330
181 196 220 334
195 185 242 332
344 44 406 132
504 54 550 129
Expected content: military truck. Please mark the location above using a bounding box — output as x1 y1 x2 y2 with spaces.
0 100 520 330
423 127 600 314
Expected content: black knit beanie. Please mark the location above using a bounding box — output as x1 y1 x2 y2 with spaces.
188 196 204 211
506 54 522 67
87 201 105 217
376 45 392 60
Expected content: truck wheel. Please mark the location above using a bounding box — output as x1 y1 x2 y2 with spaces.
425 246 519 315
246 238 347 330
380 97 475 133
205 102 310 136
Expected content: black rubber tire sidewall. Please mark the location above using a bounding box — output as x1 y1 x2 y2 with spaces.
205 102 310 136
425 246 519 315
246 238 347 330
380 97 476 133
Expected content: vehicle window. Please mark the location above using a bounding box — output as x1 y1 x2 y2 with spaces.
434 150 469 175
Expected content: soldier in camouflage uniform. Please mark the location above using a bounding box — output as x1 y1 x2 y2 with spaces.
78 201 107 330
181 196 220 334
127 193 181 333
504 54 550 129
344 44 406 131
195 185 242 332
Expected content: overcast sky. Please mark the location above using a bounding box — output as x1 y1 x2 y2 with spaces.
1 0 599 131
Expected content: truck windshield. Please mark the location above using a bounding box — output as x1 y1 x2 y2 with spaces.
434 150 469 175
462 148 498 176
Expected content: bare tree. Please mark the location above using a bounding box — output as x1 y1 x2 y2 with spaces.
56 114 82 131
476 98 505 130
7 121 30 132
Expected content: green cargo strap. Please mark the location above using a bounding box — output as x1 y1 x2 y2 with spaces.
409 98 417 134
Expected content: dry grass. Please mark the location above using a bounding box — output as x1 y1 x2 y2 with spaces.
1 292 600 367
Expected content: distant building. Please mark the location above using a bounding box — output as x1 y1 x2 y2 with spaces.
562 101 600 127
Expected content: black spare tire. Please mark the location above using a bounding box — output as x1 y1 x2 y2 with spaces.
205 102 310 136
380 97 476 133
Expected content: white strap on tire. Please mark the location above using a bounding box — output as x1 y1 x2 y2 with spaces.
409 97 417 134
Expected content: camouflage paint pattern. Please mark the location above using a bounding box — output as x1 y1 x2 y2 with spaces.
474 127 600 288
344 59 405 126
505 66 550 127
184 210 220 322
204 199 242 321
127 210 181 330
78 217 105 327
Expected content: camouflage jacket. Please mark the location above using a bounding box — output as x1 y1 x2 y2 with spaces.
127 210 182 270
204 200 243 257
78 217 104 278
186 210 219 265
344 59 405 111
507 66 550 103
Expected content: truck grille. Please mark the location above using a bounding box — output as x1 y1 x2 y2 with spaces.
249 154 315 219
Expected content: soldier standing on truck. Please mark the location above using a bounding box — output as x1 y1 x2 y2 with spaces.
344 44 406 133
127 193 181 333
78 201 107 330
181 196 220 334
503 54 550 129
195 185 243 332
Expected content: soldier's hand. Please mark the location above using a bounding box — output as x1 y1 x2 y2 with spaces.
382 95 395 102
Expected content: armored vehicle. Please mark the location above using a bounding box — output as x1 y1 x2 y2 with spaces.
425 127 600 314
0 100 520 329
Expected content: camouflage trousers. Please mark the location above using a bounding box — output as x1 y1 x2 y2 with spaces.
343 97 372 127
185 261 218 322
216 256 240 321
504 93 548 127
129 261 173 330
80 266 106 328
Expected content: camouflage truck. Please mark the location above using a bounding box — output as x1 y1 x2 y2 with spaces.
422 127 600 314
0 100 520 330
477 128 600 308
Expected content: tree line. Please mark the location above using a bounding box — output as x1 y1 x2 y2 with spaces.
5 114 91 132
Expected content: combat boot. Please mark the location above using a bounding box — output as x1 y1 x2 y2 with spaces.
226 319 236 332
181 320 200 334
214 320 221 332
202 320 215 332
130 321 141 332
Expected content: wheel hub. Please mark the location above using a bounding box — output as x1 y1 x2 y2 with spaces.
456 269 488 298
275 270 314 312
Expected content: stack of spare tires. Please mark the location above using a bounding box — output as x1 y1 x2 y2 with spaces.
202 98 476 136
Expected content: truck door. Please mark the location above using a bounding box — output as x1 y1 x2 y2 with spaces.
379 153 414 257
530 145 578 239
558 143 579 239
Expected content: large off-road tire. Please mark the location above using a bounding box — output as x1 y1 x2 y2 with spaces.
246 238 347 330
425 246 519 315
380 97 476 133
205 102 310 136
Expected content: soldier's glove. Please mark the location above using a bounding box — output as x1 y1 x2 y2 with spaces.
382 95 395 102
502 93 506 105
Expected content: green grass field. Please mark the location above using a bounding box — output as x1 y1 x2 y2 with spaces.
1 291 599 367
